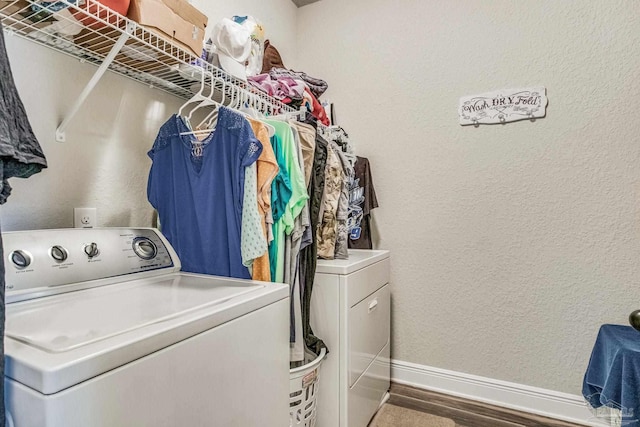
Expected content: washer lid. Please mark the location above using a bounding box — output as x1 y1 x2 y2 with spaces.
315 250 390 275
5 272 288 395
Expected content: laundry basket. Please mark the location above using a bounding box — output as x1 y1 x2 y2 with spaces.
289 348 327 427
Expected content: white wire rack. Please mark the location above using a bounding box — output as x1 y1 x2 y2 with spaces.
0 0 297 141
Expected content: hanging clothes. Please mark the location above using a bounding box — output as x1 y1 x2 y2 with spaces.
247 118 279 282
265 119 308 284
0 21 48 427
348 156 379 249
269 132 292 224
289 121 317 257
147 107 262 278
267 131 292 281
289 121 316 188
332 142 352 260
284 124 309 288
285 124 310 362
299 128 329 356
261 119 309 362
241 160 266 271
317 143 344 259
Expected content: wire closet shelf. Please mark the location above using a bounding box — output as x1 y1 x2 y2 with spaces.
0 0 297 140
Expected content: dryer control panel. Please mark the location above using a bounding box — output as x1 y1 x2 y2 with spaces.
3 228 180 302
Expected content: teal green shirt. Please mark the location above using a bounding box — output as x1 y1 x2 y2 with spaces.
266 120 309 283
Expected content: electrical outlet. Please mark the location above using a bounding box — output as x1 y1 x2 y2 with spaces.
74 208 97 228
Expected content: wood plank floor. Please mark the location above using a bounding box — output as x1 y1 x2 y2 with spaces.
381 383 587 427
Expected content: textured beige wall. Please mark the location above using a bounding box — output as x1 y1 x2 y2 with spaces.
296 0 640 394
2 0 297 231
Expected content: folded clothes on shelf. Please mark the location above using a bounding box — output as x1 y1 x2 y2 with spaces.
269 67 328 99
247 73 305 103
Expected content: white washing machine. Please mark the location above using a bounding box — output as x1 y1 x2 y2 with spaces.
2 228 290 427
311 250 391 427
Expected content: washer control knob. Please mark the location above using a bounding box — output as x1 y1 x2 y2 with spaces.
50 245 68 262
10 250 31 269
132 237 157 260
84 242 99 259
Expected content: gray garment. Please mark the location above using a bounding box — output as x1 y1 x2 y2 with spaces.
0 21 48 427
299 214 314 251
283 125 306 284
286 125 309 362
289 121 316 189
332 142 352 260
0 225 5 427
289 255 304 362
289 121 315 252
291 126 311 260
0 24 47 204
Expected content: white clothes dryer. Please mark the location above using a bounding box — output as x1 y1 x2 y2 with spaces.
311 250 391 427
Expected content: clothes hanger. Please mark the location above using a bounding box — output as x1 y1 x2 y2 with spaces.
198 74 227 130
177 67 206 119
187 71 220 125
230 84 241 109
270 105 306 122
255 95 280 137
239 92 260 119
238 91 254 116
232 88 276 137
180 72 223 137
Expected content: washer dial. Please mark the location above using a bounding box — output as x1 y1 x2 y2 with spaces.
10 250 32 269
84 242 99 259
132 237 158 260
49 245 68 262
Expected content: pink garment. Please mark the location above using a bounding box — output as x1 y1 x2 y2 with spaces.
248 74 306 102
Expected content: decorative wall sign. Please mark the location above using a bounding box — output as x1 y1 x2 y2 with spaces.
459 87 547 126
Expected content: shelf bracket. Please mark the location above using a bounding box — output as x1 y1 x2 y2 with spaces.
55 23 135 142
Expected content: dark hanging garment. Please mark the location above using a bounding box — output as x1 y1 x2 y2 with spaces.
0 25 47 189
348 156 378 250
0 21 48 427
299 131 329 356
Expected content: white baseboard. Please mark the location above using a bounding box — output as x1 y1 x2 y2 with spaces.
391 359 603 426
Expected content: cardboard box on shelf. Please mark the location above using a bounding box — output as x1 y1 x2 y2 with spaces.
74 25 180 74
127 0 207 57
